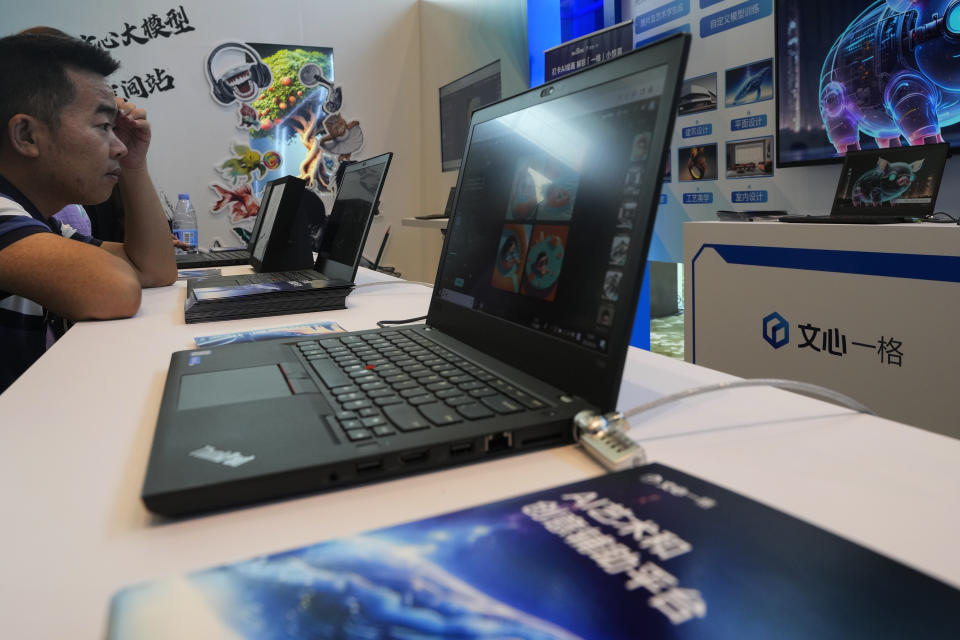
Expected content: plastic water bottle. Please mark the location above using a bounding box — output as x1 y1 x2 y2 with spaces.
171 193 198 254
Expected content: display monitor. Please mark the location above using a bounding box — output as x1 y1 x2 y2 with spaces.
775 0 960 167
439 60 501 172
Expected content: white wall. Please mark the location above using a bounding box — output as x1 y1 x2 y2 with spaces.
3 0 424 275
3 0 529 283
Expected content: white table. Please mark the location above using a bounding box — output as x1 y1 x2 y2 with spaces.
1 267 958 637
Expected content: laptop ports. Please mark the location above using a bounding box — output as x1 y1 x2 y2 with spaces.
399 450 429 466
484 431 513 453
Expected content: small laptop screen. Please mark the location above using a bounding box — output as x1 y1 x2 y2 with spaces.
319 160 388 268
831 143 949 217
252 181 286 262
435 64 669 353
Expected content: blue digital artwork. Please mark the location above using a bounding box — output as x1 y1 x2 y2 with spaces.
819 0 960 152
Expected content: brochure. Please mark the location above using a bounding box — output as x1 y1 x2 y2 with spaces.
107 463 959 638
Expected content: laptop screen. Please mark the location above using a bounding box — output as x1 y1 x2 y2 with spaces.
251 180 286 262
435 63 670 354
315 152 392 281
830 143 949 218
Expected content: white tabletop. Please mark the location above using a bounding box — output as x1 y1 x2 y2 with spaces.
1 268 958 637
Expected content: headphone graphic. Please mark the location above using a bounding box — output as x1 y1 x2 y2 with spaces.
299 63 342 114
206 42 272 105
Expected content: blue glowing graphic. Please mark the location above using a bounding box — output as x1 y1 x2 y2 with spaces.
819 0 960 153
947 2 960 34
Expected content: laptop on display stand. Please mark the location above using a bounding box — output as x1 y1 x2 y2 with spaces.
174 175 316 269
779 142 949 224
143 34 691 516
183 153 393 323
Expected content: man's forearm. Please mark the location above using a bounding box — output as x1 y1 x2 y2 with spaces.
116 164 177 287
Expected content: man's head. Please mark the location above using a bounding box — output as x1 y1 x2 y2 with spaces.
0 33 126 211
0 33 119 144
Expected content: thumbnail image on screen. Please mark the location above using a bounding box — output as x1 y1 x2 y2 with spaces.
678 144 718 181
776 0 960 166
678 73 717 116
726 136 774 179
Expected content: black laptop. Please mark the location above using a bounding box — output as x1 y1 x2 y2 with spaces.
176 174 318 270
779 143 949 224
142 34 691 516
183 153 393 323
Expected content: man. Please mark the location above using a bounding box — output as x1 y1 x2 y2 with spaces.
0 33 177 392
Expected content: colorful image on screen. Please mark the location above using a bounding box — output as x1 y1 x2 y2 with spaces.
776 0 960 166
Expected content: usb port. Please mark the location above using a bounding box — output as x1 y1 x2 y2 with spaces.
449 442 474 457
356 459 383 474
399 450 429 465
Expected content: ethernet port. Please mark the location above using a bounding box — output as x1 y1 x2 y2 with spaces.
484 431 513 453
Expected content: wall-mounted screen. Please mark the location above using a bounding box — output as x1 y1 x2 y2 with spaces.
439 60 501 172
776 0 960 167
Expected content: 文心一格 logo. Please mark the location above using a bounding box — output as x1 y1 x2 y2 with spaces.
762 312 789 349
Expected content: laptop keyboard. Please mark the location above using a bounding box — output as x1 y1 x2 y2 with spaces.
294 329 549 443
234 270 324 284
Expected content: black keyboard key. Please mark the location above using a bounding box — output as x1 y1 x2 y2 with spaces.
360 381 388 392
408 394 436 406
392 380 420 391
367 388 395 399
418 403 463 426
457 403 495 420
335 392 363 404
343 399 372 410
331 385 358 395
502 387 548 409
435 388 462 399
458 380 485 391
468 387 497 398
341 419 362 430
384 373 411 384
480 394 523 414
373 425 396 437
374 395 403 407
383 404 431 431
358 407 380 417
449 374 474 384
311 359 350 388
426 381 453 392
361 416 387 428
399 387 427 398
444 395 474 407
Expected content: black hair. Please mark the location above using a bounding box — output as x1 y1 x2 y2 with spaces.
0 33 120 145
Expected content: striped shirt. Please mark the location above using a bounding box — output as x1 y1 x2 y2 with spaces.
0 174 102 392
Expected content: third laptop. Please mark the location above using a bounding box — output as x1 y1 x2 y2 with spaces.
144 34 691 516
779 142 948 224
183 152 393 323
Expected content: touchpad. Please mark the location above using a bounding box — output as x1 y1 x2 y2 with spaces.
178 365 291 411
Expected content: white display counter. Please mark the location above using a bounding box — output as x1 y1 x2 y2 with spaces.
685 221 960 438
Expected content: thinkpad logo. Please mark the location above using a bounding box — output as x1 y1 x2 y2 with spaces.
189 445 255 468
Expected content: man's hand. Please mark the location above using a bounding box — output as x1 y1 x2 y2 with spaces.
171 233 190 250
113 97 151 171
